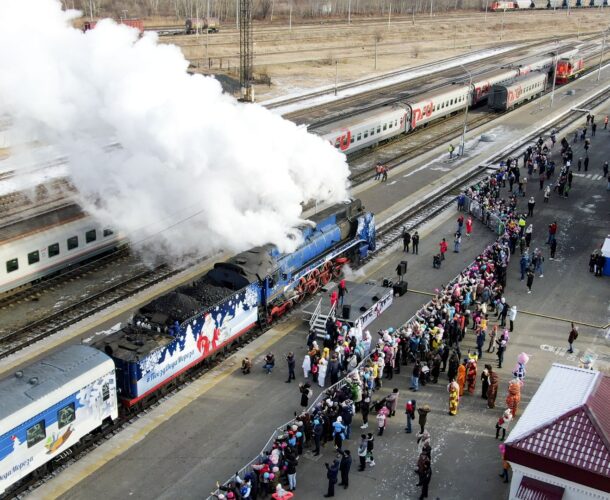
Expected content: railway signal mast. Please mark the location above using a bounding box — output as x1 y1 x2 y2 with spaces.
239 0 254 101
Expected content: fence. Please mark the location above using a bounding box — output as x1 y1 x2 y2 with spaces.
207 188 507 499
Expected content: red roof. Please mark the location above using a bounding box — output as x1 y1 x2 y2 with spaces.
506 372 610 493
516 476 564 500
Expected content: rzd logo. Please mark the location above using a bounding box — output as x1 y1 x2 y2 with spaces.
335 131 351 151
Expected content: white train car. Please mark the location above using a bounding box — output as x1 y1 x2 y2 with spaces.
0 205 123 294
406 84 470 129
0 345 118 495
488 72 548 111
470 68 520 105
318 106 408 154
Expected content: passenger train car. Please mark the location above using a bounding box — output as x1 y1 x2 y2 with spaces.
488 73 548 111
555 56 585 84
0 206 122 294
320 46 580 155
0 199 374 496
0 345 118 495
490 0 607 9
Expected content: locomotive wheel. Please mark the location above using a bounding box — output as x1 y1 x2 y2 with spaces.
293 278 307 303
319 271 331 285
306 279 319 295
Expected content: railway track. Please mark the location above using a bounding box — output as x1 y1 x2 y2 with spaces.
344 44 610 186
274 33 602 124
6 81 610 499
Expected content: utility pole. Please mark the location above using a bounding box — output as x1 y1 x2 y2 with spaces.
500 8 505 40
289 1 292 31
88 0 94 21
335 60 338 96
375 37 378 69
430 0 433 17
206 0 210 68
484 0 489 22
236 0 239 30
388 1 392 29
459 65 472 157
239 0 254 101
550 53 558 106
348 0 352 24
597 30 607 82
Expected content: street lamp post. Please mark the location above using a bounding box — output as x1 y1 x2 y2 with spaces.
597 30 607 82
550 52 558 107
459 64 473 157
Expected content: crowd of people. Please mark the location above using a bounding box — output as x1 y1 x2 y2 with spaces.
211 123 605 499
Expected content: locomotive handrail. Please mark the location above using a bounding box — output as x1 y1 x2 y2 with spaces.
308 297 322 330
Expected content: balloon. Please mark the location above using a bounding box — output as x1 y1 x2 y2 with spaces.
269 473 275 480
263 472 270 479
296 432 302 438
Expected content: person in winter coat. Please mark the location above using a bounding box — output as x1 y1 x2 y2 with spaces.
357 435 367 471
376 409 387 436
324 458 340 497
456 360 466 396
487 368 499 408
411 361 421 392
508 306 517 332
338 450 352 489
328 356 340 385
403 230 411 252
263 352 275 374
386 388 399 416
487 325 497 353
481 364 491 399
568 322 578 353
360 393 371 429
465 216 473 237
495 409 513 440
299 380 313 408
286 352 296 383
405 399 416 432
447 380 459 416
453 232 462 253
318 357 328 388
302 354 311 379
447 351 459 381
506 379 521 417
338 280 348 307
439 238 448 260
417 404 430 434
526 267 535 294
311 416 323 455
333 416 347 449
466 357 477 395
366 433 375 467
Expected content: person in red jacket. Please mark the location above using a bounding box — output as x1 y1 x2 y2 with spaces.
439 238 448 261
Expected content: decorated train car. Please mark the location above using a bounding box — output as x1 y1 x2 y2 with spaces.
94 199 375 408
555 56 585 84
0 346 118 496
488 72 548 111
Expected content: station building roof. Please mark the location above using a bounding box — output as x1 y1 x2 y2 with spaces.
505 363 610 494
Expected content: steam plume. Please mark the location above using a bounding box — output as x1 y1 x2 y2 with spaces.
0 0 349 259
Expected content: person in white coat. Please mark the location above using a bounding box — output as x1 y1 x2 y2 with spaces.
318 357 328 388
508 305 517 333
302 354 311 379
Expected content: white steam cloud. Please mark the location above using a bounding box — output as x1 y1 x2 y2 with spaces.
0 0 349 259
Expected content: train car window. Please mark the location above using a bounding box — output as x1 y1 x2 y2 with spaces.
350 137 354 144
389 122 393 128
394 120 398 126
103 229 114 237
86 229 97 243
383 124 387 131
450 99 453 105
67 236 79 250
28 251 40 265
334 140 340 148
48 243 60 258
363 131 368 138
6 258 18 273
102 383 110 401
370 128 374 135
357 133 361 141
377 127 381 133
57 402 76 428
27 420 46 448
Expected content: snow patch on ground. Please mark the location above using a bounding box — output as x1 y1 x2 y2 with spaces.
263 46 519 116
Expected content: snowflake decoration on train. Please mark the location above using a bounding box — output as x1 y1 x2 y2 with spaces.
138 347 164 375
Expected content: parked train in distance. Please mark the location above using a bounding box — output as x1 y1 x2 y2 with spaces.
0 205 122 294
82 18 144 32
489 0 607 10
318 46 578 154
0 199 375 497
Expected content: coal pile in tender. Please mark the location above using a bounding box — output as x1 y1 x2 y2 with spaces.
140 291 202 324
178 278 232 309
